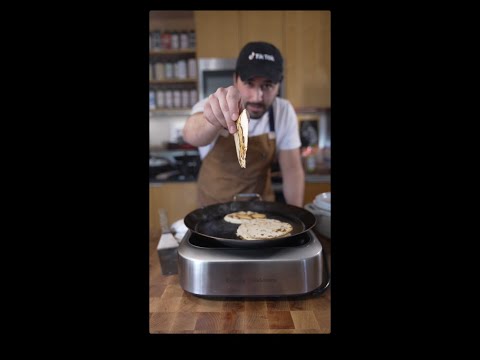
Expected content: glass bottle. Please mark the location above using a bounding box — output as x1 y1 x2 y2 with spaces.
171 30 179 49
180 30 189 49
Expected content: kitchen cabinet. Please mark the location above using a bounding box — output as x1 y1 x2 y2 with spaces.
194 10 330 109
149 182 199 233
284 11 331 108
194 11 284 59
194 11 240 58
304 181 331 205
238 11 285 54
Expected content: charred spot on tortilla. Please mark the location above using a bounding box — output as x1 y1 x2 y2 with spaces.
234 109 249 168
236 218 293 240
223 211 267 224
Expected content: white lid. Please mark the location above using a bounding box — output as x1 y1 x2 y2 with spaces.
313 192 331 211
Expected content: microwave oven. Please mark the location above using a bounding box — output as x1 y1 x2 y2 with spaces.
197 58 237 100
197 57 285 101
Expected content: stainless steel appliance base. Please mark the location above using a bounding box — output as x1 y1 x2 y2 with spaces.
178 230 324 297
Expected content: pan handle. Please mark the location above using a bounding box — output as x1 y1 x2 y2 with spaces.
233 193 263 202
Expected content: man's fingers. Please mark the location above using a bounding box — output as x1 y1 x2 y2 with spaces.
226 88 241 121
238 99 244 114
204 100 224 129
217 93 235 133
204 87 241 134
208 95 227 129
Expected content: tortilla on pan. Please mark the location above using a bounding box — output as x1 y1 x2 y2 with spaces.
224 211 267 224
236 218 293 240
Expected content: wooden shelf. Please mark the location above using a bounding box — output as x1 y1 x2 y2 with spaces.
149 11 194 32
298 113 321 121
150 79 197 85
150 108 191 116
149 49 196 56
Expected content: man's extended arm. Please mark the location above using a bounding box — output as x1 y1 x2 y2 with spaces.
278 148 305 207
183 112 223 147
183 87 243 147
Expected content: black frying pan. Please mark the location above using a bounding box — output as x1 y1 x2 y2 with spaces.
184 201 316 248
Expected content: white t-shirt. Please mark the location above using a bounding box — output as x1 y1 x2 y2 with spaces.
190 97 301 160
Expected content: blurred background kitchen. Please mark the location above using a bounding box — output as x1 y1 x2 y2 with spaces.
149 11 330 233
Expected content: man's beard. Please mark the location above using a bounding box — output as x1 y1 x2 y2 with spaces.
246 102 267 119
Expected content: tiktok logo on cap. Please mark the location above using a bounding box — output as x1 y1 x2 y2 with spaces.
247 51 275 62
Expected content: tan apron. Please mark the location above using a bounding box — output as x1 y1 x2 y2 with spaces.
197 107 276 207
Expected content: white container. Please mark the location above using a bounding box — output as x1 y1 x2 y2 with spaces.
164 62 173 79
180 31 189 49
171 31 179 49
164 90 173 108
188 58 197 79
149 90 156 110
181 90 189 108
314 192 331 211
305 204 330 239
189 89 197 107
154 62 165 80
176 59 187 79
156 90 165 108
173 89 181 108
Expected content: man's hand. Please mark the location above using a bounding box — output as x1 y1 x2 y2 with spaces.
203 86 243 134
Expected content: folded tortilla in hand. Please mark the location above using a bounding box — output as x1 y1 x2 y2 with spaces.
234 109 249 168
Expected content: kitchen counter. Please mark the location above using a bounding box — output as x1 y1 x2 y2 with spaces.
150 177 330 184
150 174 330 185
149 178 197 185
149 229 331 334
305 174 330 183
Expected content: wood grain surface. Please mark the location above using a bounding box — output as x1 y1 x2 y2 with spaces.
149 229 331 334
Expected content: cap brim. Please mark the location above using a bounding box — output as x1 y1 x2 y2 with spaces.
239 63 282 83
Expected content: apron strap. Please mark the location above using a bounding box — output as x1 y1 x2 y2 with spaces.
268 105 275 132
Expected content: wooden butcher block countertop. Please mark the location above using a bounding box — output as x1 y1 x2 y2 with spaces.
149 228 331 334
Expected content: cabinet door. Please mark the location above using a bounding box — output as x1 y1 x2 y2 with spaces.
149 183 199 233
238 11 285 54
304 182 331 205
194 11 240 58
285 11 331 108
149 11 195 32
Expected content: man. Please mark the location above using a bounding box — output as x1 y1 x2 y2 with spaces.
183 41 304 207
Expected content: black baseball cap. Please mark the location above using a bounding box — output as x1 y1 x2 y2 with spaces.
235 41 284 83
